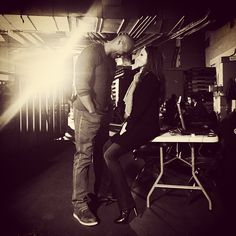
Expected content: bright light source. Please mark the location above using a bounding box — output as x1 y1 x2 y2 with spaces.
20 49 68 92
1 1 99 131
0 48 70 131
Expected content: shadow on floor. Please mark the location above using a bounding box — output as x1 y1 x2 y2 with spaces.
1 140 234 236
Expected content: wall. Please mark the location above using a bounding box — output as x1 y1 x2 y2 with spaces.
161 32 206 100
205 18 236 115
205 19 236 67
181 33 206 69
164 69 184 99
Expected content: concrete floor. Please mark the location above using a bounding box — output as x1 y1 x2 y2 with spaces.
1 140 234 236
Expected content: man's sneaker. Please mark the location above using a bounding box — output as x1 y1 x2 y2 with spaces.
73 206 98 226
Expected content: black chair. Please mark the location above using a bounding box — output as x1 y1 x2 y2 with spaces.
131 143 160 189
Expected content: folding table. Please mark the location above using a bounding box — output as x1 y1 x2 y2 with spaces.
147 132 218 210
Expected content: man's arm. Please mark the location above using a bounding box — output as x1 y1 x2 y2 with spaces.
75 46 97 113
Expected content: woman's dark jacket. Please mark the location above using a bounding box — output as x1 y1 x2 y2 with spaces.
111 71 161 150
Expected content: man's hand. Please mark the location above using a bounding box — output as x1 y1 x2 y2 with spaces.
79 94 96 114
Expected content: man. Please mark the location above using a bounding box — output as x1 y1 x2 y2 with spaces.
72 34 134 226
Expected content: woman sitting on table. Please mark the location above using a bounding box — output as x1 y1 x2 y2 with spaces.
103 45 165 224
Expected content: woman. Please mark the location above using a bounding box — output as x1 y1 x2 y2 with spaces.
103 46 165 224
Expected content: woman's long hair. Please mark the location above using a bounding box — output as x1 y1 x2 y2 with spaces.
141 46 166 103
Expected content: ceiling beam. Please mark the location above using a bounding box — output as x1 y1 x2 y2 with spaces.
54 16 70 32
0 15 15 30
8 31 29 45
3 14 36 31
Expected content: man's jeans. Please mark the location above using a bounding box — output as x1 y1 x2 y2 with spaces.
72 108 111 209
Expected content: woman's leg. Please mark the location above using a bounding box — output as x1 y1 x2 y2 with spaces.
103 141 135 210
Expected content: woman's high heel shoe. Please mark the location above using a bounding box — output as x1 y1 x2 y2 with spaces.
114 207 138 224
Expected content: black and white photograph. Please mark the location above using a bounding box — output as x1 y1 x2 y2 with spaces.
0 0 235 235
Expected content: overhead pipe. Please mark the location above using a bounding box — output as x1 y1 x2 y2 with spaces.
149 19 211 49
167 16 185 36
53 16 59 31
169 11 210 40
133 33 163 52
131 16 150 38
91 32 106 43
117 19 125 34
134 33 156 47
97 32 106 39
27 15 37 30
90 32 101 43
134 34 162 52
87 32 96 43
31 32 45 44
134 15 157 38
181 20 211 37
128 16 143 35
149 13 211 48
132 16 151 38
130 16 149 37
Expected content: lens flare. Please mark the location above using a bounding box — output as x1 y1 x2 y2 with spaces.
1 2 98 130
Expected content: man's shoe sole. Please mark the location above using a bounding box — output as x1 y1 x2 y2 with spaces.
73 213 98 226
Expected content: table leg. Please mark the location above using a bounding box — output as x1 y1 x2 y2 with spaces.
190 144 212 210
147 145 164 208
